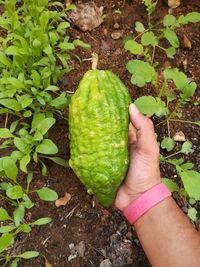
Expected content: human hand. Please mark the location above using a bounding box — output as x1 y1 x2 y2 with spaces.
115 104 161 211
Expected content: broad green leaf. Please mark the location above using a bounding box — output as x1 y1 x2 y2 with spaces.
155 98 169 117
13 205 25 227
32 112 46 129
32 217 52 225
10 120 19 133
163 14 176 26
2 157 18 181
0 128 14 138
134 96 159 115
57 21 70 32
73 39 91 49
0 233 14 253
162 178 179 192
20 154 31 173
41 162 47 176
124 40 144 55
141 31 158 46
17 224 31 233
135 21 145 32
177 168 200 200
0 99 22 112
18 251 39 259
163 68 188 90
0 225 15 234
181 141 193 154
180 162 194 171
50 93 69 109
6 185 23 200
0 52 11 66
166 47 176 59
181 82 197 99
36 139 58 155
14 137 29 154
46 157 69 168
0 208 11 221
163 29 179 48
161 137 175 152
36 118 56 135
185 12 200 23
59 42 75 50
126 60 157 87
39 11 49 31
5 46 19 55
11 258 20 267
188 207 197 222
36 187 58 201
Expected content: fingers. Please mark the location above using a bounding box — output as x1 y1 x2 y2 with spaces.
128 122 136 145
129 104 159 155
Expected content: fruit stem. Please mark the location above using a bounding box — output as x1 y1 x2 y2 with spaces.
91 53 98 70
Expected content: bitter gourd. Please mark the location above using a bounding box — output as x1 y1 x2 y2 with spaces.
69 70 131 207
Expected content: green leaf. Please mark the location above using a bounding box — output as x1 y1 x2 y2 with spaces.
57 21 70 32
188 207 197 222
0 233 14 253
0 225 15 234
0 128 14 138
181 141 193 154
14 137 29 154
124 40 144 55
73 39 91 49
5 46 19 55
20 154 31 173
0 52 11 66
162 178 179 192
141 31 158 46
126 60 157 87
32 217 52 225
166 47 176 59
181 82 197 99
36 187 58 201
163 29 179 48
180 162 194 171
177 168 200 201
6 185 23 200
135 21 145 32
36 139 58 155
134 96 159 115
50 93 69 109
36 118 56 135
185 12 200 23
59 42 75 50
163 14 176 26
13 205 25 227
11 258 20 267
161 137 175 152
163 68 188 90
17 224 31 233
18 251 39 259
41 162 47 176
0 208 11 221
0 99 22 112
46 157 69 168
2 157 18 181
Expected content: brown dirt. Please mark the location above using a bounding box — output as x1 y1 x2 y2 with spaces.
1 0 200 266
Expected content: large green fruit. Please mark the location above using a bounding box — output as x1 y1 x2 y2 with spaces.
69 70 132 207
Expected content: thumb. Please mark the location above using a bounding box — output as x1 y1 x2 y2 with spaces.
129 104 158 154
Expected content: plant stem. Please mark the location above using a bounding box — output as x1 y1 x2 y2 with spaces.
169 119 199 126
165 151 182 159
91 53 98 70
151 45 156 65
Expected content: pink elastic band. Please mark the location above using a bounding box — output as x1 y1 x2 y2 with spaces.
123 183 171 224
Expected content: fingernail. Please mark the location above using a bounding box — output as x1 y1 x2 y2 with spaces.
129 103 139 115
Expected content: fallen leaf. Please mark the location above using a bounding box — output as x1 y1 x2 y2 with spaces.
45 257 53 267
55 192 71 207
168 0 181 8
173 131 186 142
183 34 192 49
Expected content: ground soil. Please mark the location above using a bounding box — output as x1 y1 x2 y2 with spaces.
1 0 200 266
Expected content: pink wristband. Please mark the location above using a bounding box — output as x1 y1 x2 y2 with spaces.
123 183 171 224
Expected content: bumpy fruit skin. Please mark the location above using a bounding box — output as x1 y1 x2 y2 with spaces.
69 70 132 207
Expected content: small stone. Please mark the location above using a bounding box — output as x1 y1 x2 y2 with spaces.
101 40 110 52
127 257 133 264
173 131 186 142
111 31 123 40
99 259 112 267
183 34 192 49
126 232 132 240
103 28 108 35
69 243 74 250
114 23 120 29
75 241 86 257
68 253 77 261
168 0 181 8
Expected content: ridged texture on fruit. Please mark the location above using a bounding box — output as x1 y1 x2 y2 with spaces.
69 70 131 207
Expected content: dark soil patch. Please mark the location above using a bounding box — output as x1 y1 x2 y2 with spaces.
2 0 200 266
